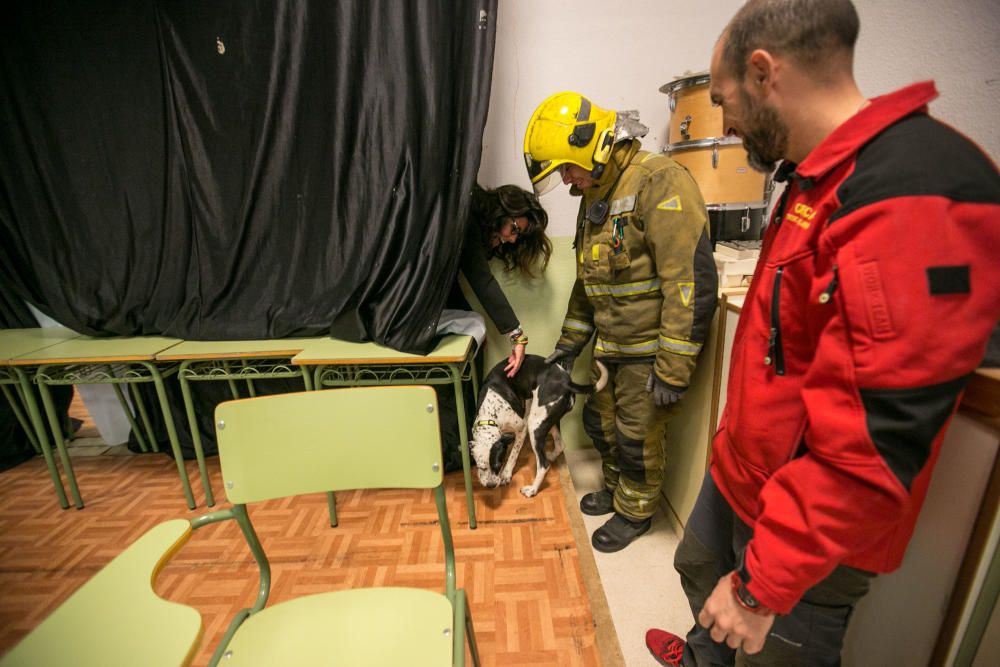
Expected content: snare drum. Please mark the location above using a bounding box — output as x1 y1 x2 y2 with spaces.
669 140 768 206
659 73 721 144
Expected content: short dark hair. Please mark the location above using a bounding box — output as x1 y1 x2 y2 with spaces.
722 0 860 79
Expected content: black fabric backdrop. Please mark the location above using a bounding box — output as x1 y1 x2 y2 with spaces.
0 0 497 461
0 0 497 353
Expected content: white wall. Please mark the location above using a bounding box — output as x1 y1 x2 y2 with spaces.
479 0 1000 238
479 0 744 237
854 0 1000 164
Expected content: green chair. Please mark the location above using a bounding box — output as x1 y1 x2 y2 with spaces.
0 520 203 667
2 385 479 667
201 385 480 666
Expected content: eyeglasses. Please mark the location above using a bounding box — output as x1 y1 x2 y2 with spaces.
507 218 528 239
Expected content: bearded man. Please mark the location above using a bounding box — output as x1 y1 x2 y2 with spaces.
645 1 1000 665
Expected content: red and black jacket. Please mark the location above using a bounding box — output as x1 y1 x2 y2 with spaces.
712 81 1000 614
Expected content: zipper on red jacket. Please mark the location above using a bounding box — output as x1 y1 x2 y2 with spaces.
766 266 785 375
819 265 839 304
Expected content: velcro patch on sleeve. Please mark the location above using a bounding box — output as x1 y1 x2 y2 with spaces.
926 265 970 295
610 195 637 215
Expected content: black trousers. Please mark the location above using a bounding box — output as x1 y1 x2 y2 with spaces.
674 472 876 666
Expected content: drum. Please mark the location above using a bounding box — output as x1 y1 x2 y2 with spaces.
708 205 766 248
659 73 722 144
660 72 771 213
668 140 769 206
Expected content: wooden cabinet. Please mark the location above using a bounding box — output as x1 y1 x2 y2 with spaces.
660 294 743 533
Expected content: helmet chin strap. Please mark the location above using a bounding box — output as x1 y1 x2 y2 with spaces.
585 147 629 226
589 129 615 180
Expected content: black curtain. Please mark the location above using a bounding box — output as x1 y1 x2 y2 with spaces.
0 0 497 354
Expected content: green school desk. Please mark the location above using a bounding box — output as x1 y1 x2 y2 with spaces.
292 335 480 529
11 336 191 509
1 327 82 508
154 337 327 506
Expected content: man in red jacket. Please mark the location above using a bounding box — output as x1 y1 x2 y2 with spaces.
646 0 1000 665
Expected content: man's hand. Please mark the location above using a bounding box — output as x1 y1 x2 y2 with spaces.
545 347 577 373
645 371 685 407
505 343 526 377
697 573 775 655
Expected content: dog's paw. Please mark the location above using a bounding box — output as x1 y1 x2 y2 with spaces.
520 485 539 498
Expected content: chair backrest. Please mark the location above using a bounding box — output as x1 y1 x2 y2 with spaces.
214 386 442 504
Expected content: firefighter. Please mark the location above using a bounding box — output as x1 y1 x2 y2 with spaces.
524 92 718 552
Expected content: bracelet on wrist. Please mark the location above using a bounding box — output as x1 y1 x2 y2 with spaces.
508 327 527 346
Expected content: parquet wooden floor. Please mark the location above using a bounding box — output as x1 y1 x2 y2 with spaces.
0 440 605 666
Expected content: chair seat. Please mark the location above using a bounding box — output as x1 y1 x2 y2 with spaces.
223 586 456 666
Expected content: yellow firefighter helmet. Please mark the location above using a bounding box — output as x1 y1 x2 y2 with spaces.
523 91 617 195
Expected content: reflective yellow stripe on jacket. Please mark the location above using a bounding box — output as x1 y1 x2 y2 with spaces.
595 337 659 356
562 317 595 335
584 277 661 298
659 335 702 357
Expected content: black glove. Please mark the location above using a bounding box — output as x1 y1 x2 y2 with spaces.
645 371 685 407
545 347 578 373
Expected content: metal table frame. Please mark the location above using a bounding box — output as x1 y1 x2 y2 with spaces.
154 338 326 506
292 335 480 529
10 336 196 510
1 328 82 508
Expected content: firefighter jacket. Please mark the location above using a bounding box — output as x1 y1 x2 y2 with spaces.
555 140 717 388
713 81 1000 614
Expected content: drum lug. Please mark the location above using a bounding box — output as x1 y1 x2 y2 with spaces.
669 94 676 113
680 115 692 141
712 142 719 169
741 206 751 232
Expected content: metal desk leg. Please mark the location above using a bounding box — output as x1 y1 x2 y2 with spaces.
178 362 215 507
303 365 336 525
450 364 477 529
128 381 160 453
36 370 83 509
2 383 40 453
110 381 149 453
144 363 196 510
15 370 70 509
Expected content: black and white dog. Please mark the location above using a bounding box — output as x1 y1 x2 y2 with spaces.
471 354 607 497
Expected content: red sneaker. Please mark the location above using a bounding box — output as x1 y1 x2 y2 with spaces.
645 628 686 666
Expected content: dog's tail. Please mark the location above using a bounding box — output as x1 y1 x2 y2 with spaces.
568 360 609 394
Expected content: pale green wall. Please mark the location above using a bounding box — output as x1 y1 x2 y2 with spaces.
461 235 595 450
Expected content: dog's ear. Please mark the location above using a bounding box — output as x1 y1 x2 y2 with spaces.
489 432 517 474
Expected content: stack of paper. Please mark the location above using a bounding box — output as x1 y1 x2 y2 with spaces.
713 240 761 288
715 240 762 260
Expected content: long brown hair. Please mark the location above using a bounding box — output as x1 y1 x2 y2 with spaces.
471 184 552 277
